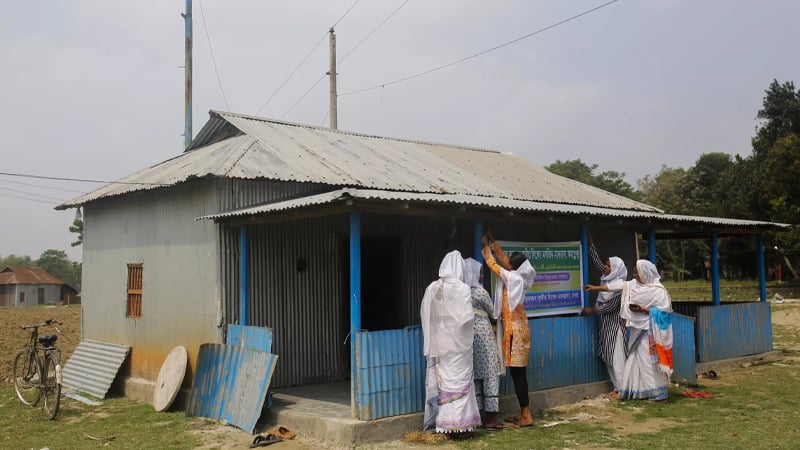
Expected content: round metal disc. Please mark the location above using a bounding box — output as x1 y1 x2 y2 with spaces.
152 346 188 412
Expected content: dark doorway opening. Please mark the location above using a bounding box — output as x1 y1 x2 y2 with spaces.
361 236 405 331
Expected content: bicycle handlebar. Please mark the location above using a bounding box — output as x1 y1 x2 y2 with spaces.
20 319 62 330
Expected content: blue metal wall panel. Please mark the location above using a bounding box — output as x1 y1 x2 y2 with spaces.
500 316 605 394
670 312 697 385
187 343 278 433
696 302 773 362
226 324 273 353
354 326 424 420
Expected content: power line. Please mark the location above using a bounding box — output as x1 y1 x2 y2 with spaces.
0 172 167 186
320 108 331 127
340 0 619 97
338 0 410 66
254 0 362 116
331 0 363 29
0 178 86 194
0 186 67 203
0 192 60 205
198 0 231 111
281 74 327 119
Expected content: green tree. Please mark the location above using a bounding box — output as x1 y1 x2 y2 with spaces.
546 159 640 200
36 249 80 289
684 153 734 217
637 165 688 213
753 80 800 158
0 254 33 268
69 218 83 247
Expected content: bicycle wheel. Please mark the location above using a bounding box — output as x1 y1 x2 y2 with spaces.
42 353 61 420
13 350 41 406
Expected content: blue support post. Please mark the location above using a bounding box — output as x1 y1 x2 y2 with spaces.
239 225 249 326
350 212 362 334
580 224 589 308
711 232 720 305
757 234 767 302
474 220 484 263
349 212 361 416
648 229 657 264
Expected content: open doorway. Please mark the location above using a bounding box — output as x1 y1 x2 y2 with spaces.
360 236 405 331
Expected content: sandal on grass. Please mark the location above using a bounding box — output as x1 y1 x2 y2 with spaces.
249 434 283 448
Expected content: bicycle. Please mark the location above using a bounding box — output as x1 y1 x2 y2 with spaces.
13 319 63 420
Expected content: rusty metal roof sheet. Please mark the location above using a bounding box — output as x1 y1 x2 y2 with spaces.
0 267 67 286
59 111 659 213
196 188 792 231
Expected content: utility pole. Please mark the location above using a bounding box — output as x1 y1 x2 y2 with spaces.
328 28 338 130
182 0 193 150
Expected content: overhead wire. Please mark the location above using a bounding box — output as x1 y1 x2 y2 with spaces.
198 0 231 111
281 74 327 119
340 0 619 97
254 0 363 116
337 0 411 66
0 178 86 194
281 0 404 120
0 192 61 205
0 186 67 203
0 172 167 186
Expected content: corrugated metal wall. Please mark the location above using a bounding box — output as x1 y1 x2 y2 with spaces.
501 316 606 394
696 302 773 362
217 178 328 347
353 326 424 420
217 179 328 212
670 312 697 385
248 216 350 388
219 209 482 389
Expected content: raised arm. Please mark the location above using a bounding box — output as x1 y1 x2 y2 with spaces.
481 234 508 282
484 228 512 270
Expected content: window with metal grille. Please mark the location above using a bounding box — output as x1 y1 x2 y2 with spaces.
126 263 143 318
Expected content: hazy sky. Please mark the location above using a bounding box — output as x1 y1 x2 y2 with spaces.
1 1 798 261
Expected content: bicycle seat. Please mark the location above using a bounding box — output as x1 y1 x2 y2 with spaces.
38 334 57 347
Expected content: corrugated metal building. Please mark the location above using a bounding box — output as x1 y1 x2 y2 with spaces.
59 111 790 418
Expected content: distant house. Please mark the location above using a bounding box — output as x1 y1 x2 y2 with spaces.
0 267 79 307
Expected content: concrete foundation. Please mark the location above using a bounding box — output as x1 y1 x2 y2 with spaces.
116 376 611 447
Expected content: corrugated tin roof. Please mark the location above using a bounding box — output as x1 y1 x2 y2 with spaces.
59 111 660 213
196 188 792 231
0 267 67 286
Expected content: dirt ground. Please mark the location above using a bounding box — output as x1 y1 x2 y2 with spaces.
0 305 81 383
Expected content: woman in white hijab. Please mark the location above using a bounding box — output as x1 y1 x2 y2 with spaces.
463 258 503 429
617 259 673 402
583 256 629 396
421 250 482 435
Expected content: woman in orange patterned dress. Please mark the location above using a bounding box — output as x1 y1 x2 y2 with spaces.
480 229 536 427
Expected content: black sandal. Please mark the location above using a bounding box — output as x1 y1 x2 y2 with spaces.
249 434 284 448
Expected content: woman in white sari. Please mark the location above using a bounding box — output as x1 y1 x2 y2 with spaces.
421 250 482 435
618 259 674 402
